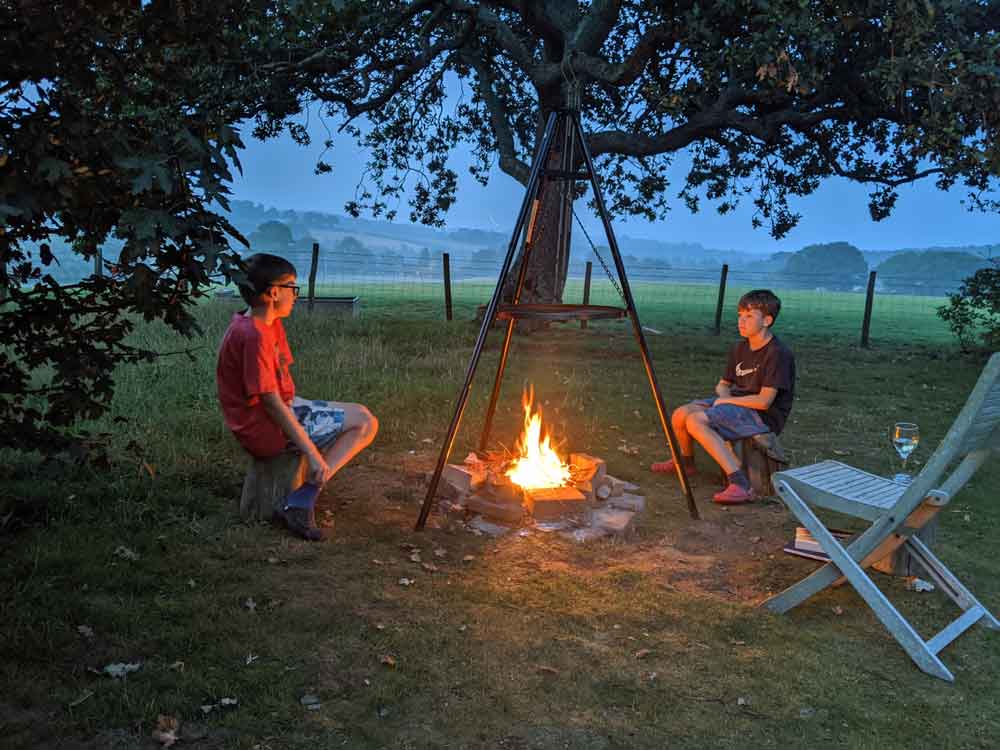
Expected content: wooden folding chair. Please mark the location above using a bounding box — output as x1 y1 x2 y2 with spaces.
762 353 1000 681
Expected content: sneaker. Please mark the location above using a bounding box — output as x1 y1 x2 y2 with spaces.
650 458 698 475
274 505 327 541
712 483 754 505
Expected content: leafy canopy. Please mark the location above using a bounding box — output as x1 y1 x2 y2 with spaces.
256 0 1000 237
0 0 290 453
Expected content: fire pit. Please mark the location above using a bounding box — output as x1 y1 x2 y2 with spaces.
438 388 646 539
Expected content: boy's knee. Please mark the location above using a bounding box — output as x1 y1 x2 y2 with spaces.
685 411 709 432
356 405 378 440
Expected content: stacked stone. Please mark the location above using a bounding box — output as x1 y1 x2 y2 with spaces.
438 451 646 540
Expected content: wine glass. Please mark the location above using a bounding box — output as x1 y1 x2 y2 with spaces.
891 422 920 484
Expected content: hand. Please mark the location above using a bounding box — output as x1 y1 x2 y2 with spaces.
307 454 331 486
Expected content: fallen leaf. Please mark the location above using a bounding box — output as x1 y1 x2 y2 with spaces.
220 697 238 707
398 577 414 586
458 624 468 632
832 606 844 616
372 559 384 566
244 597 257 613
380 654 397 668
266 557 279 564
245 654 258 666
300 694 321 709
77 624 94 638
634 649 652 659
409 551 421 563
68 689 94 708
421 437 433 444
113 545 140 562
537 665 559 675
375 623 386 630
433 547 447 558
730 639 747 646
151 715 179 747
737 696 751 707
200 705 215 715
462 555 475 563
168 660 185 671
421 562 438 573
103 661 142 679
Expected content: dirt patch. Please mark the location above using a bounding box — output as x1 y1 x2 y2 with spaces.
322 449 811 606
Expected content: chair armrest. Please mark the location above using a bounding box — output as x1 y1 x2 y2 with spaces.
926 489 950 506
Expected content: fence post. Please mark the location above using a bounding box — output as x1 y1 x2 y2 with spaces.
442 252 453 321
581 261 593 330
860 270 877 348
713 263 729 335
307 242 319 313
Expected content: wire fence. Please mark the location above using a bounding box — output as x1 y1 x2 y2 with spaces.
213 248 971 347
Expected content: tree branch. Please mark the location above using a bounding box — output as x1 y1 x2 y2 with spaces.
571 0 621 55
461 51 530 184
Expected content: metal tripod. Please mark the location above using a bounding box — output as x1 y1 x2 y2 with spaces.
415 109 698 530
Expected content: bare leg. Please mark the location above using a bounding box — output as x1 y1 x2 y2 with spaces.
685 411 741 475
319 402 379 483
671 402 709 457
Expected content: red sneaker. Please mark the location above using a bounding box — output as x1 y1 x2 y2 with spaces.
712 483 754 505
650 458 698 475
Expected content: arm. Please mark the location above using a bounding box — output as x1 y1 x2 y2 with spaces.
715 379 733 398
260 392 331 484
714 386 778 411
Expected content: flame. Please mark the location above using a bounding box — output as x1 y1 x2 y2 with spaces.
505 386 570 490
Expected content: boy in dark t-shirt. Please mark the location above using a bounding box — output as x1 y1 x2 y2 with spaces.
651 289 795 504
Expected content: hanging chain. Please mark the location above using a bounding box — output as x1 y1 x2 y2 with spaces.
572 207 626 305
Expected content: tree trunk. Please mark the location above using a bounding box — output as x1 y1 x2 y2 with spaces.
501 114 576 308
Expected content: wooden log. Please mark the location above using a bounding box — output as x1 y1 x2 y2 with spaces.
873 516 939 577
239 451 308 521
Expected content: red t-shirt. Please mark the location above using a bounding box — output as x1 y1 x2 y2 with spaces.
216 312 296 458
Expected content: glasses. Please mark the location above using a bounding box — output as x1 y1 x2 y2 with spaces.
272 283 300 297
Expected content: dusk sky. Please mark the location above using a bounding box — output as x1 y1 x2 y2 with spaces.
230 114 1000 255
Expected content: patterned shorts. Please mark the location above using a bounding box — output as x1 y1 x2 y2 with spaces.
692 397 769 441
290 396 345 451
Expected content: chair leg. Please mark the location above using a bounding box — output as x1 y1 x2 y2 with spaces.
905 536 1000 630
764 483 954 681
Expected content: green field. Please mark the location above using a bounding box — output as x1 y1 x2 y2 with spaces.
1 295 996 749
276 277 958 347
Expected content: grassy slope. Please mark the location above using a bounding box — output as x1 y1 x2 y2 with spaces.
1 298 996 749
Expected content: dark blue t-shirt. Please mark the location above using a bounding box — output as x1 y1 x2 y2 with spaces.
723 335 795 434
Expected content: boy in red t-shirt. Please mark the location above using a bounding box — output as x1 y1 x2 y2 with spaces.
217 253 378 540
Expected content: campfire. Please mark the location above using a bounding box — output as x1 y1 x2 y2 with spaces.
504 387 571 491
437 386 647 539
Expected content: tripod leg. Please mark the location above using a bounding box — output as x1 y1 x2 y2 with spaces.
416 112 559 530
570 113 699 519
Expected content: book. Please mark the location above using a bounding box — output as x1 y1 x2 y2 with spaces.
783 527 854 561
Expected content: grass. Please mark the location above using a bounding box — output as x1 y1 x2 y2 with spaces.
1 295 997 749
294 277 959 346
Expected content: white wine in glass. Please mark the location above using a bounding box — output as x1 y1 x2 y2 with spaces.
891 422 920 483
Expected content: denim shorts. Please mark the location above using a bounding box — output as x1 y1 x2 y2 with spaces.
692 397 769 441
290 396 345 450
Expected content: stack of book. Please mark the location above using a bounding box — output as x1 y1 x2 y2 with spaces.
783 526 854 561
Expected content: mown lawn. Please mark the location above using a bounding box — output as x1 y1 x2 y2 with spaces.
1 296 996 749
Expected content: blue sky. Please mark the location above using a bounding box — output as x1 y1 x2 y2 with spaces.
230 118 1000 255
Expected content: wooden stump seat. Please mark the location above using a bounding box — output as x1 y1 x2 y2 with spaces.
723 431 788 497
239 450 308 521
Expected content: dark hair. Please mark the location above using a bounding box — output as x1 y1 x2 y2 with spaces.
237 253 296 305
737 289 781 324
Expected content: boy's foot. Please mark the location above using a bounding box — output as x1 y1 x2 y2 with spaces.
272 505 327 541
712 483 754 505
650 458 698 476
